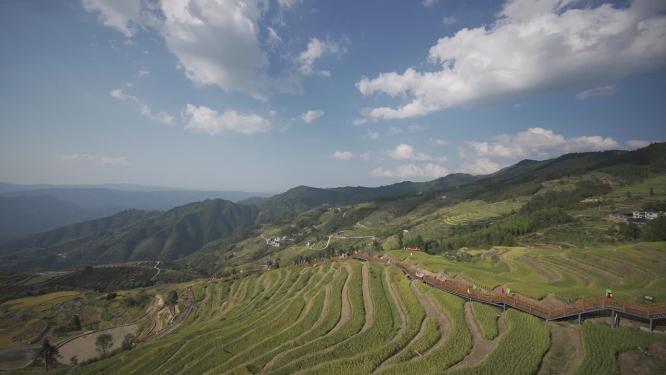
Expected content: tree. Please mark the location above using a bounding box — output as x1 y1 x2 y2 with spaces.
166 290 178 306
121 333 135 351
69 315 81 331
37 339 60 371
95 334 113 356
649 187 655 196
644 217 666 241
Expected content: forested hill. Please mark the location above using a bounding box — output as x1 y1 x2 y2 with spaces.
0 199 258 270
253 173 478 222
2 143 664 272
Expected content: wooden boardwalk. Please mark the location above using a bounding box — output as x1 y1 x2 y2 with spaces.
351 253 666 330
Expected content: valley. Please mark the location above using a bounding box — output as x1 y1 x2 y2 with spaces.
1 144 666 374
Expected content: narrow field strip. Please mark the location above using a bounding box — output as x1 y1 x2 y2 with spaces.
448 309 550 375
379 284 471 375
469 302 501 340
116 268 313 375
447 304 506 371
165 269 321 374
268 262 366 374
262 266 348 372
217 268 339 373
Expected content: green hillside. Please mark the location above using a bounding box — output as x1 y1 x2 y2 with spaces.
0 200 258 271
38 259 663 375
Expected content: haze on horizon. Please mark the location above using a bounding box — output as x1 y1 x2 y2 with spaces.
1 0 665 192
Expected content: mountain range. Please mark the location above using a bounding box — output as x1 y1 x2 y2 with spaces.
1 142 664 272
0 184 270 242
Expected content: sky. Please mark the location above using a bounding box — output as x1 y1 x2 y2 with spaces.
0 0 665 193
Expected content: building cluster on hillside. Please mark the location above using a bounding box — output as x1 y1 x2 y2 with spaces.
610 210 664 225
266 235 291 248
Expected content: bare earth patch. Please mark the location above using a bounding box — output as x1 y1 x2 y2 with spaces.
619 342 666 375
538 321 583 375
57 324 138 365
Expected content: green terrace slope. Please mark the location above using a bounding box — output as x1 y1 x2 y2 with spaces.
60 259 665 375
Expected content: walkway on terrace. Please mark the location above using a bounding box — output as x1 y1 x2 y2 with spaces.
350 253 666 331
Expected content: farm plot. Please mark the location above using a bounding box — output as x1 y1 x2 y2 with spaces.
67 257 665 375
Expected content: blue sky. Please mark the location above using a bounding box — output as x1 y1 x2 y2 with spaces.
0 0 665 192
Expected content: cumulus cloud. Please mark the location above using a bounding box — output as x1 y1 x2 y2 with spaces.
301 110 324 123
84 0 276 99
366 130 380 140
359 152 371 161
371 163 448 179
298 38 346 76
183 104 271 135
388 144 432 161
576 85 618 100
626 139 657 149
110 88 175 125
422 0 439 7
463 127 620 160
160 0 270 99
333 151 354 160
459 158 502 175
60 153 129 167
82 0 142 37
352 117 368 126
357 0 666 120
456 127 657 175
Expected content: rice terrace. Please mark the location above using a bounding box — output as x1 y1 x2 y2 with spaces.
2 0 666 374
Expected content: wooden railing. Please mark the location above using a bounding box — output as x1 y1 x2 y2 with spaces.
351 253 666 321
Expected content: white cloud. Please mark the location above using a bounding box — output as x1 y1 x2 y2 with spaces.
183 104 271 135
277 0 301 9
459 158 502 175
333 151 353 160
463 127 620 160
84 0 275 99
109 88 175 125
357 0 666 120
371 163 448 179
301 110 324 123
431 138 450 146
422 0 439 8
352 117 368 126
160 0 270 99
386 127 403 136
388 144 432 161
82 0 142 38
266 27 282 48
138 68 150 78
360 152 371 161
366 130 380 140
626 139 657 149
442 16 456 25
298 38 346 76
455 127 656 175
576 85 618 100
61 153 129 167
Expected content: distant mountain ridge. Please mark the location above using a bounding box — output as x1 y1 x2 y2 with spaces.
0 184 270 242
253 173 478 222
0 199 258 270
1 142 664 271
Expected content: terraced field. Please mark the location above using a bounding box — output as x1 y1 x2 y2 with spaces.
440 200 523 226
64 257 665 374
388 242 666 302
